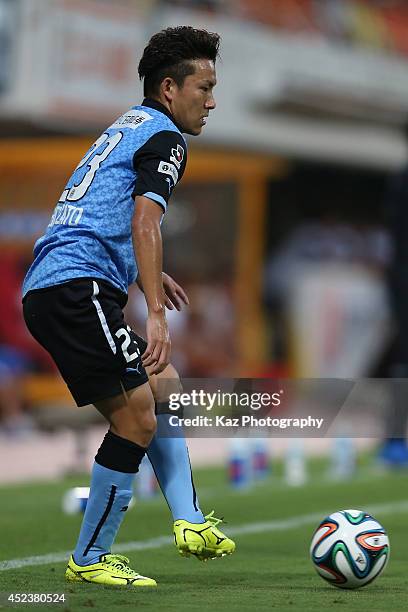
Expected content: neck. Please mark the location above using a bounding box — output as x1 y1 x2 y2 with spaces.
143 96 184 133
152 95 172 115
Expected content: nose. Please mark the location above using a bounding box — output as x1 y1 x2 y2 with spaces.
205 94 216 110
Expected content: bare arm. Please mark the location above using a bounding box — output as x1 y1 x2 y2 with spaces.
132 196 170 374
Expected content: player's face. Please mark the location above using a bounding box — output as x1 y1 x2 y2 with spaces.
171 59 217 136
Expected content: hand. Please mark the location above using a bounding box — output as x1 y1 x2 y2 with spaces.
142 311 171 374
138 272 189 311
162 272 189 311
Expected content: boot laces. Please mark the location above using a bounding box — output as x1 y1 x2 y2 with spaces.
101 554 134 575
205 510 225 528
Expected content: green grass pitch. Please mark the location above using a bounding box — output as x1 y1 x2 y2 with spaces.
0 457 407 611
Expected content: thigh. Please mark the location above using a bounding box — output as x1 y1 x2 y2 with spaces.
146 363 182 402
94 380 155 429
129 336 182 400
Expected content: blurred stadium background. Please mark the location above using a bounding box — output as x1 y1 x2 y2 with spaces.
1 0 408 491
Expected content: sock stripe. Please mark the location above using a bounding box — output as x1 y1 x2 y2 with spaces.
83 484 117 557
187 449 199 512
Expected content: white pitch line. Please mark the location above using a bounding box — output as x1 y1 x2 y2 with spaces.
1 499 407 572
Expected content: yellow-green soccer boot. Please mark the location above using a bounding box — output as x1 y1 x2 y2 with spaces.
65 554 157 587
173 511 236 561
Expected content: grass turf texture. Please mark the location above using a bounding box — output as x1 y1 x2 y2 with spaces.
0 458 407 611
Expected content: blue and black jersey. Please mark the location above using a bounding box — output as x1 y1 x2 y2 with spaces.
23 99 187 296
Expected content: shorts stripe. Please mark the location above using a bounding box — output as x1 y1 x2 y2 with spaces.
91 281 117 354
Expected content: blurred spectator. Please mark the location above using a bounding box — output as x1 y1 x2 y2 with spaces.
378 149 408 466
126 281 235 377
264 217 391 367
0 252 54 371
176 284 235 377
265 219 390 305
0 345 32 436
0 251 54 435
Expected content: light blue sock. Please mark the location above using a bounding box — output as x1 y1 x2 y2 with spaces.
147 413 205 523
73 463 134 566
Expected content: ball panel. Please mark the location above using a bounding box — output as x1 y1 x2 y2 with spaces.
310 521 339 557
357 532 389 551
315 562 347 585
343 509 367 524
335 551 389 589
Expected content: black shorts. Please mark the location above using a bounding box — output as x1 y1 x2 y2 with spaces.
23 278 149 407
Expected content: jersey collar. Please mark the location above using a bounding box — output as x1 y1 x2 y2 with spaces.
141 98 184 133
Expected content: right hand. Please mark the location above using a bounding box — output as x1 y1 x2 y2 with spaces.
142 311 171 374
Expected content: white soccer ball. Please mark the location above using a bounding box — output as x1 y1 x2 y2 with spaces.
62 487 135 514
310 509 390 589
62 487 90 514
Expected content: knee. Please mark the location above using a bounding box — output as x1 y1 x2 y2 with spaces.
127 389 157 444
117 409 156 447
112 385 157 446
139 410 157 439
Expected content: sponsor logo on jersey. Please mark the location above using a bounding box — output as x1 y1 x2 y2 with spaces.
111 110 153 130
158 160 179 184
170 144 184 169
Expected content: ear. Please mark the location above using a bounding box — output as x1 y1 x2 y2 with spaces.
161 77 176 103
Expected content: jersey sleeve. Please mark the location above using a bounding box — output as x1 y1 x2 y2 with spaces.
132 130 187 213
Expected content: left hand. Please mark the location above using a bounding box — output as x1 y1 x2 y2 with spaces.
137 272 189 311
162 272 189 311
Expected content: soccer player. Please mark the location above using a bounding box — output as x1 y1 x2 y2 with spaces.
22 26 235 587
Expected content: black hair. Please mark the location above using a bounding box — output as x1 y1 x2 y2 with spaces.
138 26 220 97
